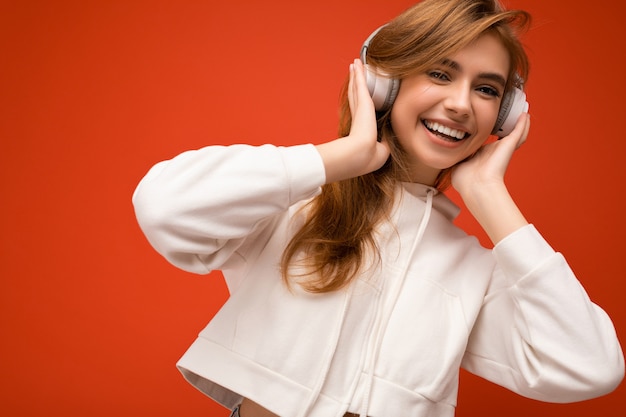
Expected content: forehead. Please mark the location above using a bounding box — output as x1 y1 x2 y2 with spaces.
446 32 510 77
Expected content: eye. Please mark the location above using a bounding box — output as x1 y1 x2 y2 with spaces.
476 85 501 98
428 70 450 82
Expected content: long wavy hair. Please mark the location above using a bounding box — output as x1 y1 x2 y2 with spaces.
282 0 531 293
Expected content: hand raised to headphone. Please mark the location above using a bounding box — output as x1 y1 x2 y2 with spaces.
315 59 390 184
450 113 531 244
451 112 530 195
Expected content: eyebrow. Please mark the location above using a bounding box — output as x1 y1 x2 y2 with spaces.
441 59 507 89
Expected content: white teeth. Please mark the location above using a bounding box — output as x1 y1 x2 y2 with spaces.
424 120 467 140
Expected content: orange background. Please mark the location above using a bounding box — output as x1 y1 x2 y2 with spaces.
1 0 625 415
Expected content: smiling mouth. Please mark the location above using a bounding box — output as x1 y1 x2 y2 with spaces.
422 120 470 142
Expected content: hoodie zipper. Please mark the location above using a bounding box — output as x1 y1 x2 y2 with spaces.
299 186 436 417
358 188 435 417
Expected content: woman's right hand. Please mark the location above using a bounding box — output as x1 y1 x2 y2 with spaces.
316 59 390 184
347 59 390 169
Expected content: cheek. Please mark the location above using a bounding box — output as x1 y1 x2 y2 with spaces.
389 102 412 140
477 100 502 133
390 80 434 128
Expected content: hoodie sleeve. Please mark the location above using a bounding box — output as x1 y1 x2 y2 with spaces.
462 224 624 403
132 143 326 274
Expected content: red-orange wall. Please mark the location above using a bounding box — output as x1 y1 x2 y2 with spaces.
1 1 624 415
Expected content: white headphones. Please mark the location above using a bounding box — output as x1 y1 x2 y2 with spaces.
360 26 529 137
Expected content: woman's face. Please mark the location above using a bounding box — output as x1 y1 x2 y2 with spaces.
390 32 510 184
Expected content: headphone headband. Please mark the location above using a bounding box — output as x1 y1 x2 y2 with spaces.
360 25 385 65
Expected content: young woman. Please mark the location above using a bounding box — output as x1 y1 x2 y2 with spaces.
132 0 624 416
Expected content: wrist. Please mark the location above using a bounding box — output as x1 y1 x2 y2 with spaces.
316 138 357 184
315 136 374 184
461 180 507 207
461 182 528 245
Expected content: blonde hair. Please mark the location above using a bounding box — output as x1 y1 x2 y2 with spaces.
282 0 531 293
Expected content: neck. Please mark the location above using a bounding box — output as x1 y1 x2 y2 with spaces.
406 165 441 186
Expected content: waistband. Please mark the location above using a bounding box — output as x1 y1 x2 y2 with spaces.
230 405 370 417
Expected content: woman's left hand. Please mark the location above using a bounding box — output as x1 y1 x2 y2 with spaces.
451 112 530 197
450 113 531 244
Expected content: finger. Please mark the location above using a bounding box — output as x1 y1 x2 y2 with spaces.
352 58 365 89
506 113 530 150
507 112 530 147
516 113 531 149
347 62 357 114
353 59 373 103
349 59 374 121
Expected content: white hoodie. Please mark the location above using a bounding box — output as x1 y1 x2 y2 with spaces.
132 143 624 417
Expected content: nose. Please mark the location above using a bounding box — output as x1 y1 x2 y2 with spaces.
444 83 471 119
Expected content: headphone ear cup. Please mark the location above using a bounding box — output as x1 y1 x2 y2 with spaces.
492 87 528 137
364 64 400 111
